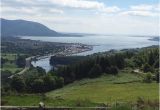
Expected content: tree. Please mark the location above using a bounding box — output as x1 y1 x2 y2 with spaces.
154 60 159 68
99 57 110 72
110 66 118 75
156 73 159 83
1 58 7 68
105 67 111 74
36 66 46 75
43 75 56 91
148 51 155 66
16 56 26 68
114 54 125 69
143 73 152 83
143 63 153 73
56 77 64 88
32 79 44 93
89 64 102 78
11 75 25 92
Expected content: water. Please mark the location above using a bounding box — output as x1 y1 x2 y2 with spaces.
21 35 158 72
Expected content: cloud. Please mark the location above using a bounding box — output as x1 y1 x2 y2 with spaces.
101 6 120 13
130 4 154 11
1 0 121 17
48 0 105 9
120 10 157 17
120 4 159 17
49 9 64 14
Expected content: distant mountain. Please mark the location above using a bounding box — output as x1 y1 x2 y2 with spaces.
1 18 61 36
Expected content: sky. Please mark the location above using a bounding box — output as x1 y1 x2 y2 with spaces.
1 0 160 36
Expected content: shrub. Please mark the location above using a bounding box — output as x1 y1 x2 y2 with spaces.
143 73 152 83
143 63 153 73
111 103 131 110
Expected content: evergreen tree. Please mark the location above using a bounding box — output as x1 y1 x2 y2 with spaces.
11 75 25 92
89 64 102 78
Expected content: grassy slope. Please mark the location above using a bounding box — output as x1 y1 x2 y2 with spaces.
1 54 23 73
46 70 159 104
2 69 159 106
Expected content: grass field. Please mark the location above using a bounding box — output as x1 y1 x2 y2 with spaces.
1 54 23 73
1 53 17 60
2 70 159 107
46 71 159 104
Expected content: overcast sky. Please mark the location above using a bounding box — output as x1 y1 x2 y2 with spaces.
1 0 160 36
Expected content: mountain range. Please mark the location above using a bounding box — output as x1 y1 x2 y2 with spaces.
1 18 73 37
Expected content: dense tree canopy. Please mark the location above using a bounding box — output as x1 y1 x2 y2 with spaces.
11 75 25 92
16 56 26 68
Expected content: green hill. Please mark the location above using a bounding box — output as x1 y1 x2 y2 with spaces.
46 69 158 104
2 69 159 108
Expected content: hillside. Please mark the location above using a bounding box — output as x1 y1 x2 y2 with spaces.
1 18 60 36
46 69 158 104
2 69 159 107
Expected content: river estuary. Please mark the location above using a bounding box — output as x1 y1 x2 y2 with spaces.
21 35 159 72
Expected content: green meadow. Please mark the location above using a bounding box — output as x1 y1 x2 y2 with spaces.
46 71 158 104
1 53 23 73
2 70 159 107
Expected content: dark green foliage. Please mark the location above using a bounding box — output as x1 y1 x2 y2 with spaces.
55 77 64 88
143 63 153 73
11 75 25 92
16 56 26 68
114 54 125 69
36 66 46 75
32 79 44 93
1 70 12 85
156 73 159 83
8 67 65 93
1 37 65 56
89 64 102 78
1 58 8 67
105 66 119 75
55 51 128 84
154 60 159 68
133 48 159 73
143 73 152 83
58 66 75 84
43 74 56 91
50 56 86 66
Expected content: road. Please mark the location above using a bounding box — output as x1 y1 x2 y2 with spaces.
9 56 34 78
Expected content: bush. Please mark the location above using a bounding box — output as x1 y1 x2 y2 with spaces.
143 73 152 83
111 103 131 110
143 63 153 73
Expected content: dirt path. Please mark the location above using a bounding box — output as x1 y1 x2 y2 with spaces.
9 56 34 78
